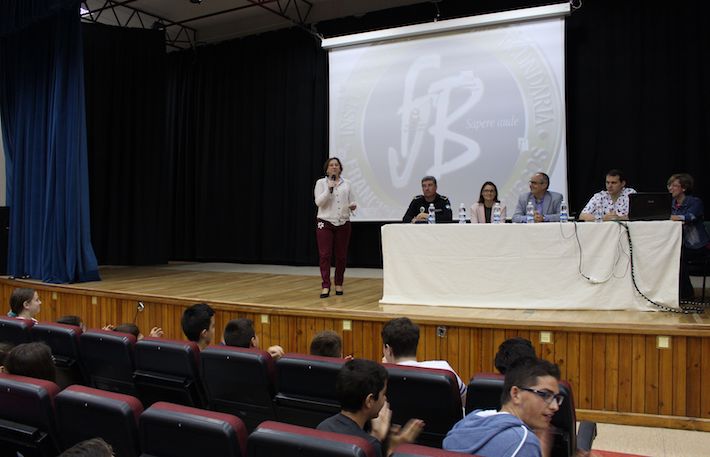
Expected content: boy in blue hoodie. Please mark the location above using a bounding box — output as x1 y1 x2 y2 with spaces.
443 358 563 457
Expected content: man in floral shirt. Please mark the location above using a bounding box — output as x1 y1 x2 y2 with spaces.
579 169 636 221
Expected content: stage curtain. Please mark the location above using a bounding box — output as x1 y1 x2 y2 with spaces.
82 23 168 265
166 28 327 265
0 0 100 282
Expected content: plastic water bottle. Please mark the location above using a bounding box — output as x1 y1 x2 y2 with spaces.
526 200 535 224
428 203 436 224
594 204 603 223
560 200 569 223
492 202 502 224
458 203 466 224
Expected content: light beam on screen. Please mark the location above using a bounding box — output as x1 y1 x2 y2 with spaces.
324 4 570 221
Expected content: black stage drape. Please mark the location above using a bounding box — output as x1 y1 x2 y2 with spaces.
165 29 327 265
83 23 168 265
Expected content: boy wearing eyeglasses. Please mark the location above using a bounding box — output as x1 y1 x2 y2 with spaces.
443 357 579 457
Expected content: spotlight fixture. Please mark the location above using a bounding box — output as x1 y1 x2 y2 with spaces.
190 0 202 4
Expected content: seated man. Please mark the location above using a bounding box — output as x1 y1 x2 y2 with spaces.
444 358 567 457
1 342 57 382
402 176 453 223
381 317 466 403
180 302 215 351
495 337 537 374
310 330 345 358
317 358 424 457
579 169 636 221
223 318 284 360
512 172 563 223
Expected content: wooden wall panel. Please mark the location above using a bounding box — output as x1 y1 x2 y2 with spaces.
4 283 710 430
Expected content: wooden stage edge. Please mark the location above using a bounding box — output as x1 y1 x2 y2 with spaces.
2 264 710 431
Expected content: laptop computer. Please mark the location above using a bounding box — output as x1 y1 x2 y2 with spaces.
628 192 671 221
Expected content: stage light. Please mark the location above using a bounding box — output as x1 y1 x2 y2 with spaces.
190 0 202 4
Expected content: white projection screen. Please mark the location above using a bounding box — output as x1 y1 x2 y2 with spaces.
324 4 570 221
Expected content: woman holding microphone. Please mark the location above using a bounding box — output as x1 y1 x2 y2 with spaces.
314 157 357 298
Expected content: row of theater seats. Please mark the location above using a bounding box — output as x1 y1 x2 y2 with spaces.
0 317 594 455
0 373 473 457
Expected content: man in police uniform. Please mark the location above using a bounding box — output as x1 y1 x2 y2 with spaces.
402 176 453 223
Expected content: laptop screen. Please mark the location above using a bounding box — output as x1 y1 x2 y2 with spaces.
628 192 671 221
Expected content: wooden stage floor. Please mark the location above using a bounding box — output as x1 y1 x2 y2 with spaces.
37 263 710 335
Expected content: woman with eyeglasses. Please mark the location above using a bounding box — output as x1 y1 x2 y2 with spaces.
667 173 710 300
471 181 506 223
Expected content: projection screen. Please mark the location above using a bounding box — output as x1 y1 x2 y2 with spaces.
323 4 570 221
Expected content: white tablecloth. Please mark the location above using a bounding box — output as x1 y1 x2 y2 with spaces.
380 221 681 311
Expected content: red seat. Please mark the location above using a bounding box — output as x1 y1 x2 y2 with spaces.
31 321 85 389
0 372 61 456
80 329 137 396
139 401 247 457
0 315 34 345
55 385 143 457
247 420 376 457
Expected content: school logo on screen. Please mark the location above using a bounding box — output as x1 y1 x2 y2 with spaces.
333 25 563 218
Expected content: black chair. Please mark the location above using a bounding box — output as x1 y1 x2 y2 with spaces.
274 353 345 427
0 373 61 457
139 401 247 457
384 363 463 449
55 385 143 457
464 372 504 414
392 443 474 456
0 316 34 345
247 420 377 457
31 321 85 389
201 345 277 431
133 337 205 408
80 329 137 395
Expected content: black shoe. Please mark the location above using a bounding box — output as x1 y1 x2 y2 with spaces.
335 289 344 296
320 288 330 299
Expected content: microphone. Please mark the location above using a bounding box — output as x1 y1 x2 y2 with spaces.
329 174 336 193
133 301 145 324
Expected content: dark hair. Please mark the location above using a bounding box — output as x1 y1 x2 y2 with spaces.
310 330 342 358
501 357 560 405
477 181 500 204
421 175 437 186
4 342 56 382
494 337 536 374
58 437 114 457
336 358 388 413
323 157 343 174
381 317 419 358
223 318 255 348
667 173 694 194
56 315 82 327
606 169 626 183
0 342 14 366
114 323 140 338
181 303 215 342
9 288 36 315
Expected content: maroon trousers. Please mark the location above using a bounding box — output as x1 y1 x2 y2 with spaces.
316 219 352 289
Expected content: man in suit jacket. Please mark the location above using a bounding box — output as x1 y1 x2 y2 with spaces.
511 172 563 223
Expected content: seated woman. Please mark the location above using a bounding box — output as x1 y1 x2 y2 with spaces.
6 288 41 322
1 342 56 383
470 181 506 223
668 173 710 300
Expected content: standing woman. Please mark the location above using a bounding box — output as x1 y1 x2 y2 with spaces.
314 158 357 298
668 173 710 300
470 181 506 223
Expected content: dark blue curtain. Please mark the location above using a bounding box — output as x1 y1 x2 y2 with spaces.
0 0 100 283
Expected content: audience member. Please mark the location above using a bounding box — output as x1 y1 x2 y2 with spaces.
381 317 466 403
668 173 710 300
512 172 563 223
310 330 348 358
317 358 424 457
0 342 13 369
111 323 164 340
1 342 56 382
402 176 453 223
6 288 41 322
495 337 537 374
181 303 215 351
444 358 570 457
579 169 636 221
57 315 87 332
223 318 284 360
58 437 114 457
471 181 507 223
